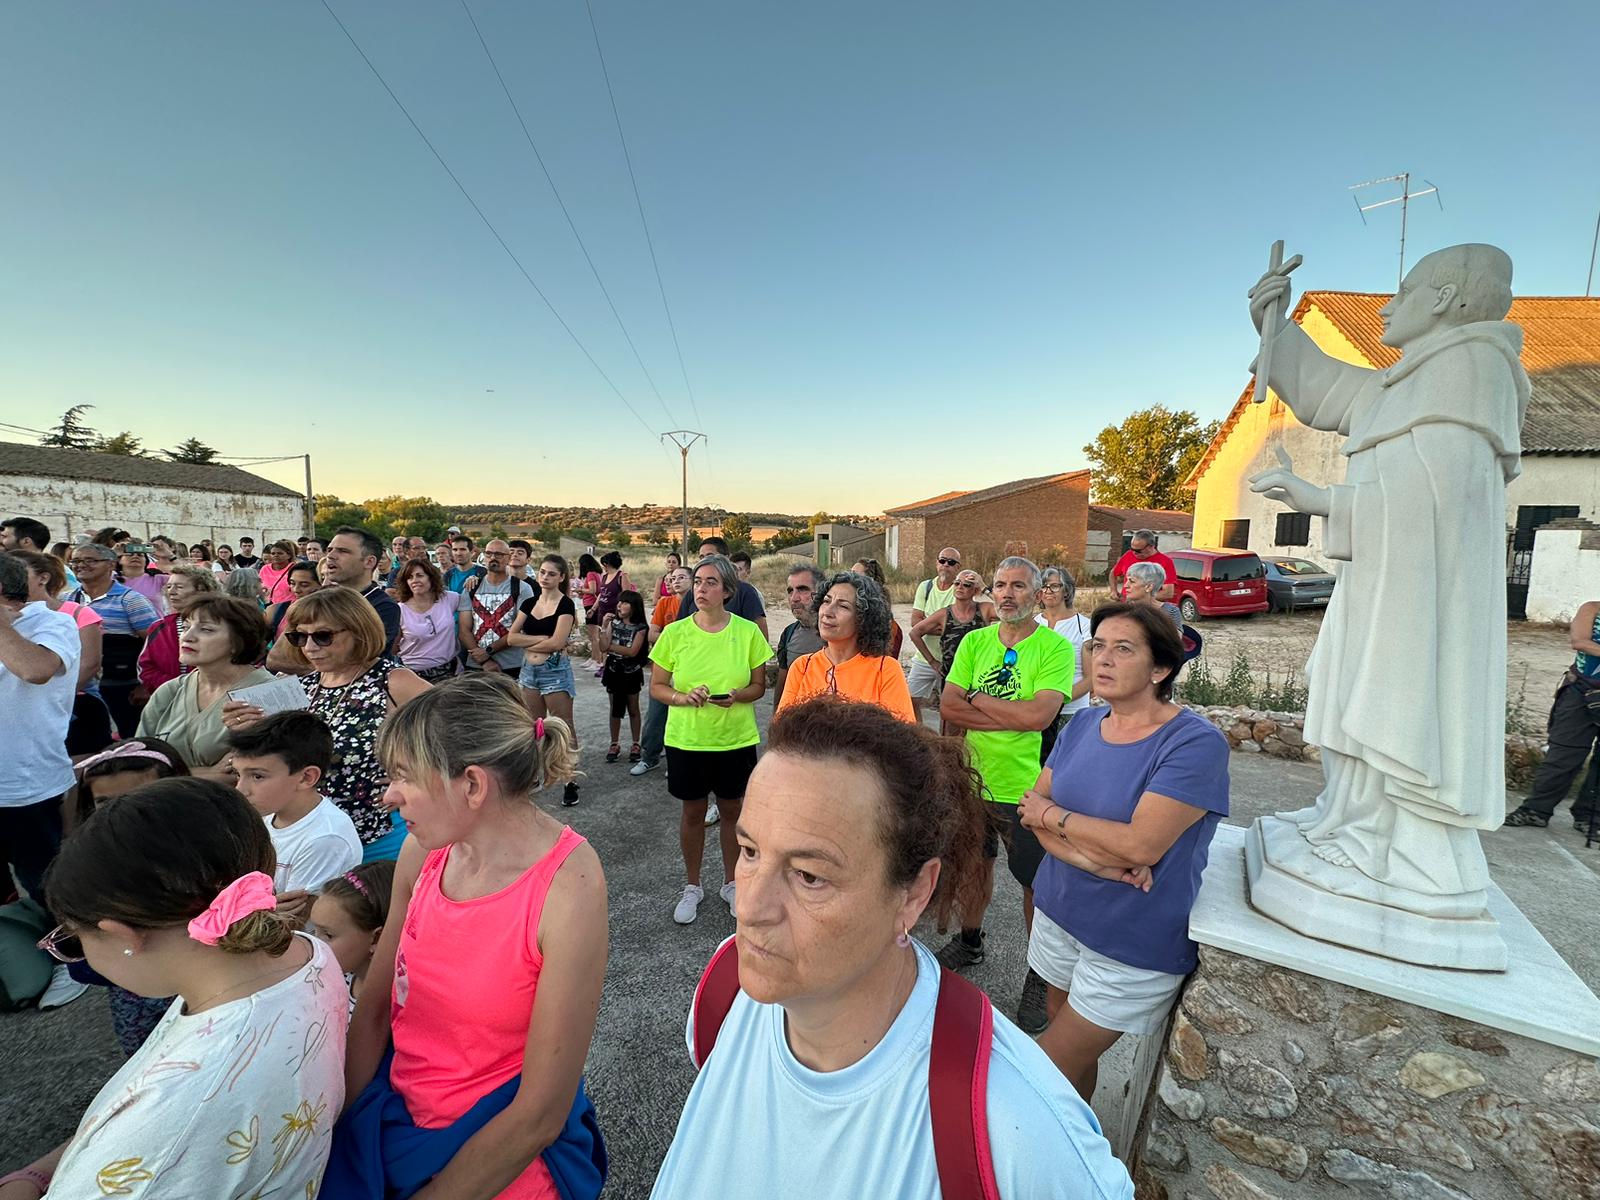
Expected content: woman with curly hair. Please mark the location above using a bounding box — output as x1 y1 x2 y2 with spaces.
776 571 914 721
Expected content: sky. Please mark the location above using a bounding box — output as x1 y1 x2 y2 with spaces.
3 1 1597 515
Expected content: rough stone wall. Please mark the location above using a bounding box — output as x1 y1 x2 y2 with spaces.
1 475 305 545
1133 945 1600 1199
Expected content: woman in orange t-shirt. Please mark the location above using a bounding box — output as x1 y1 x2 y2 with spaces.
777 569 915 722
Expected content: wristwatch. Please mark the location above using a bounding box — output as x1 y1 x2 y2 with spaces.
965 687 981 705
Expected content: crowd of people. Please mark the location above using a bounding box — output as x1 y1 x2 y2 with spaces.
0 508 1268 1199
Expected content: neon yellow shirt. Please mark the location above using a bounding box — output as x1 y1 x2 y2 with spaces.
946 623 1073 805
650 613 774 751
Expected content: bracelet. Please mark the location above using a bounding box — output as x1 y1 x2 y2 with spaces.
0 1168 49 1195
1056 808 1071 834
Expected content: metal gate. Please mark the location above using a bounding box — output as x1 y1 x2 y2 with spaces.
1507 505 1580 619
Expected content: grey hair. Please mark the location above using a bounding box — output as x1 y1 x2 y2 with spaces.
379 672 580 794
1040 564 1076 607
693 553 739 603
168 564 222 594
995 555 1043 593
1132 529 1157 546
814 570 893 657
1126 560 1166 592
787 561 826 591
223 567 263 600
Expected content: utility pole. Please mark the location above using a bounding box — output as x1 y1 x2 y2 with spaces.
303 454 315 538
1586 205 1599 297
661 430 706 555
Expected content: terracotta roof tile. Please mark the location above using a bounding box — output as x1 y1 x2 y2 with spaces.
1088 505 1194 532
885 471 1089 518
885 489 972 515
0 441 303 498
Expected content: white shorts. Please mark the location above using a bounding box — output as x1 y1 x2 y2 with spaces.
1027 910 1185 1036
907 656 942 700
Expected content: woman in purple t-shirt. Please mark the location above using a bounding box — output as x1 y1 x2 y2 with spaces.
1016 602 1228 1102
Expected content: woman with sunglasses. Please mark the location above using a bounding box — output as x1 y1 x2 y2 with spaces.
11 778 347 1200
776 571 914 721
394 557 459 683
648 554 772 926
223 588 430 863
908 569 993 732
1017 603 1228 1103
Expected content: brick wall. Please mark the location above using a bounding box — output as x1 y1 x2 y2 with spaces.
919 476 1089 572
892 517 928 574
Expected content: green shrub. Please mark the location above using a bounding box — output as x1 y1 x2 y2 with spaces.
1177 649 1307 713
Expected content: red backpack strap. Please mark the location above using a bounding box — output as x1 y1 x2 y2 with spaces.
929 966 1000 1200
690 937 741 1069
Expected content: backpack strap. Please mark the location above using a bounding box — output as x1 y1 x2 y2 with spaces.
929 966 1000 1200
690 937 742 1069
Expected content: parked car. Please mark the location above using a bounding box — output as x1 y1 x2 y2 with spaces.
1264 557 1336 613
1168 549 1269 621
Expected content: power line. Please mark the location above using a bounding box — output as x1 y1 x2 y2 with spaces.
584 0 703 437
458 0 680 430
318 0 659 440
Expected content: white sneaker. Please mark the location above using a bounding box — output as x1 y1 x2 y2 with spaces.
719 881 736 911
673 884 704 925
630 759 659 777
705 800 720 827
39 963 89 1009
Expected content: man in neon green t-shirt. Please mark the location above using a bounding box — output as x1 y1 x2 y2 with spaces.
939 556 1071 1031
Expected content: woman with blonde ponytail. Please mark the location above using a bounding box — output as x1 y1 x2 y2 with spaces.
0 778 347 1199
325 672 608 1200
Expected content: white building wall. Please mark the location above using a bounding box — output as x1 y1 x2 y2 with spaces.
0 475 306 546
1527 526 1600 624
1506 456 1600 518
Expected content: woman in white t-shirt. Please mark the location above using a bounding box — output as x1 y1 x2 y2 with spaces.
1036 566 1094 722
3 778 346 1200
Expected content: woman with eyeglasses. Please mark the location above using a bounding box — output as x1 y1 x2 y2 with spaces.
1016 603 1228 1103
648 554 772 926
223 588 430 863
908 569 993 732
1037 565 1095 730
13 779 347 1200
394 557 460 683
776 571 914 721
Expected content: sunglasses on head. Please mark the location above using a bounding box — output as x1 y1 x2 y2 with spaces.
286 629 339 647
937 557 960 566
38 924 85 964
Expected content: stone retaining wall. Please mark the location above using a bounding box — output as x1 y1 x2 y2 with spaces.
1187 706 1547 789
1133 945 1600 1199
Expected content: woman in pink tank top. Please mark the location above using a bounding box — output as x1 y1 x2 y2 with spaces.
330 673 608 1200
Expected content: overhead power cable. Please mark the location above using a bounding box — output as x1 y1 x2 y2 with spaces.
459 0 679 430
583 0 704 438
318 0 659 440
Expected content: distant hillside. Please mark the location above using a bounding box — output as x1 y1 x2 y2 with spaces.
450 504 876 531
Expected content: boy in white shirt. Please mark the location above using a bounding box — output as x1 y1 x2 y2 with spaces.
229 710 362 925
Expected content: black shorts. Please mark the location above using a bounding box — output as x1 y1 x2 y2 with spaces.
983 800 1047 890
666 745 759 803
608 687 642 720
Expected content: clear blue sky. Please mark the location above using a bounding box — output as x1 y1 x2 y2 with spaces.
3 1 1596 514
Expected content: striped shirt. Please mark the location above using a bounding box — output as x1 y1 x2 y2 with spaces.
71 581 161 639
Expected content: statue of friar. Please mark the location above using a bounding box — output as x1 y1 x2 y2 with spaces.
1242 244 1529 969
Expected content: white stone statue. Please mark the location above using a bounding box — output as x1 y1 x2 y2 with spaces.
1241 244 1530 970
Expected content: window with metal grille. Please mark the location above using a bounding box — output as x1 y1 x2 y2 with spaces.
1275 512 1311 546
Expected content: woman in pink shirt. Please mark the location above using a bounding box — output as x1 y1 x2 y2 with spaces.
256 539 298 606
326 673 607 1199
394 559 460 683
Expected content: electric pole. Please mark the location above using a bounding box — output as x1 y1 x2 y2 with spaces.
661 430 706 555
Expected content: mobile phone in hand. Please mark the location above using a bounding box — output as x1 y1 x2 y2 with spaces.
709 693 732 701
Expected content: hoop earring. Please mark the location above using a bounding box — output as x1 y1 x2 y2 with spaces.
896 927 911 949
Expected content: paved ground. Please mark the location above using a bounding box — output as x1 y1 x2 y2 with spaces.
4 670 1597 1194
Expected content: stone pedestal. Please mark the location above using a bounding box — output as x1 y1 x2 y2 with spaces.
1132 826 1600 1199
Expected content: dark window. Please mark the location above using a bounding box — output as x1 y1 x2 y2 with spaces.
1511 505 1579 551
1171 555 1203 582
1275 512 1311 546
1220 519 1250 550
1212 555 1265 582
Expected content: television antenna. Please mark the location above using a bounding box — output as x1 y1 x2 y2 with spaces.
1349 172 1442 290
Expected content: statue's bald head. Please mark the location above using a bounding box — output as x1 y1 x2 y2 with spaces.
1409 244 1514 325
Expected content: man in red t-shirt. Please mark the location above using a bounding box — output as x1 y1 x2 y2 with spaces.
1111 529 1175 600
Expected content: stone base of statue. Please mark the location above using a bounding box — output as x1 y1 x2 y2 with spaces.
1246 815 1507 971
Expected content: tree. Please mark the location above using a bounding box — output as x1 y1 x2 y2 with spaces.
567 525 597 543
95 431 145 456
1082 404 1221 512
805 511 833 535
534 522 564 546
645 526 668 547
721 514 753 547
607 528 633 549
363 495 454 543
40 405 98 450
166 437 219 464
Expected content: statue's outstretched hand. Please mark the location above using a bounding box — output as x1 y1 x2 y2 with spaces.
1248 445 1331 516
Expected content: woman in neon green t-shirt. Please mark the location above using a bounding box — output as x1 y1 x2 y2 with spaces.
648 554 773 927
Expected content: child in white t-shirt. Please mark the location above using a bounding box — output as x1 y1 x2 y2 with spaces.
230 710 361 926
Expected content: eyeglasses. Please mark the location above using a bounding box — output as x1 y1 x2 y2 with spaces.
37 924 85 964
67 559 106 569
286 629 339 647
937 558 960 566
1040 582 1064 592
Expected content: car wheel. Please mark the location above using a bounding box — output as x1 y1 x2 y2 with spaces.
1179 597 1200 623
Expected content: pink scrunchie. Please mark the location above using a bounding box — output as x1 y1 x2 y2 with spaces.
187 872 278 945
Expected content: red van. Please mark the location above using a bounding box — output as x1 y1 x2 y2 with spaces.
1168 548 1269 620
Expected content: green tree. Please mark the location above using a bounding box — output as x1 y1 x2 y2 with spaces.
645 526 668 546
364 495 454 543
1082 404 1221 512
40 404 98 450
607 528 633 549
534 522 564 546
567 525 597 543
166 437 219 464
95 431 145 456
721 514 753 547
314 495 381 542
804 511 833 535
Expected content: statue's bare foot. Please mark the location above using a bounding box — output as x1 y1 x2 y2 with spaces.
1275 805 1321 829
1311 841 1356 868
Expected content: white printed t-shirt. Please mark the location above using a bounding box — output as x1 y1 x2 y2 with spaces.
649 939 1133 1200
49 934 348 1198
266 797 364 894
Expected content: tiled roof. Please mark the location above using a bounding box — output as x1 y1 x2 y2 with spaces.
0 441 303 498
1185 293 1600 485
885 471 1089 519
1088 505 1193 532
